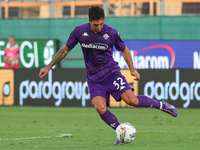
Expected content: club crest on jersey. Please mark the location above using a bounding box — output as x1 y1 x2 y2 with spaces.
82 32 89 36
103 33 109 40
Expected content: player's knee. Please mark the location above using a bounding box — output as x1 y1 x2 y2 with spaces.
91 97 107 115
125 99 134 105
94 104 106 115
121 90 139 106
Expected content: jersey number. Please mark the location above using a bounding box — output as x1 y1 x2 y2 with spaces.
113 77 125 90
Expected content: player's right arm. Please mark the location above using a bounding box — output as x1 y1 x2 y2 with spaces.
39 45 71 78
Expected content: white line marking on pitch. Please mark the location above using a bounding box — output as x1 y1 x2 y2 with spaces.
138 131 200 133
1 131 199 141
0 134 72 141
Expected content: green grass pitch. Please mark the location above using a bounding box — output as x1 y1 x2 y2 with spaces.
0 106 200 150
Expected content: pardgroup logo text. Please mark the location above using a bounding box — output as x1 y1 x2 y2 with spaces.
19 70 90 107
144 69 200 108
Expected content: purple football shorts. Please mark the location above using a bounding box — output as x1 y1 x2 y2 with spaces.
88 70 133 103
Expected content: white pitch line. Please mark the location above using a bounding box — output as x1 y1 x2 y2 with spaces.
1 131 199 141
138 131 200 133
0 134 72 141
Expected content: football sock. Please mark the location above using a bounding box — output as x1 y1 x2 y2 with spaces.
100 109 120 130
137 95 160 109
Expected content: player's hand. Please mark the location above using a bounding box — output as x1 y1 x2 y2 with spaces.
39 66 51 79
131 71 140 81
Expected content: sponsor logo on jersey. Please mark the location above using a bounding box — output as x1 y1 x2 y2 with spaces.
81 43 108 50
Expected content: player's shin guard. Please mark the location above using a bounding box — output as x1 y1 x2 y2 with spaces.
100 109 120 130
137 95 161 109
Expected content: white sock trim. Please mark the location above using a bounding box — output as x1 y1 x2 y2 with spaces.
160 102 163 109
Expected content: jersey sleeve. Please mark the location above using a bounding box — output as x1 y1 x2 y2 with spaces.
113 30 126 51
66 27 79 49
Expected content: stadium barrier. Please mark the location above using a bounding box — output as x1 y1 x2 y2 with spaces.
0 68 200 108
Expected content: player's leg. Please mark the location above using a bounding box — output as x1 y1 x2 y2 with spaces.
89 82 123 145
121 90 161 109
110 71 177 117
121 90 178 117
91 96 120 130
92 96 122 145
110 70 161 109
91 96 107 115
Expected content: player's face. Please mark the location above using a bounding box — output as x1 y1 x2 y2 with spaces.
89 18 105 33
8 37 16 47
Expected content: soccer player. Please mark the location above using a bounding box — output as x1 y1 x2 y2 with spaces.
39 5 178 145
4 36 20 69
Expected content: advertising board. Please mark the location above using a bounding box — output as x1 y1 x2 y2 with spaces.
113 40 200 69
0 39 59 68
138 69 200 108
14 69 91 107
1 68 199 108
0 69 14 106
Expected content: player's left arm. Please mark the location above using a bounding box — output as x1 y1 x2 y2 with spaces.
121 46 140 81
39 45 71 79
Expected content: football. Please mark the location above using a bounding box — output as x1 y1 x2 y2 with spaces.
115 123 136 143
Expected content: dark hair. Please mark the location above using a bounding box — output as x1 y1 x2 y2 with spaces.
88 5 105 21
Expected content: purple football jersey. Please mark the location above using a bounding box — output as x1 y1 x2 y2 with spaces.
66 23 125 82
